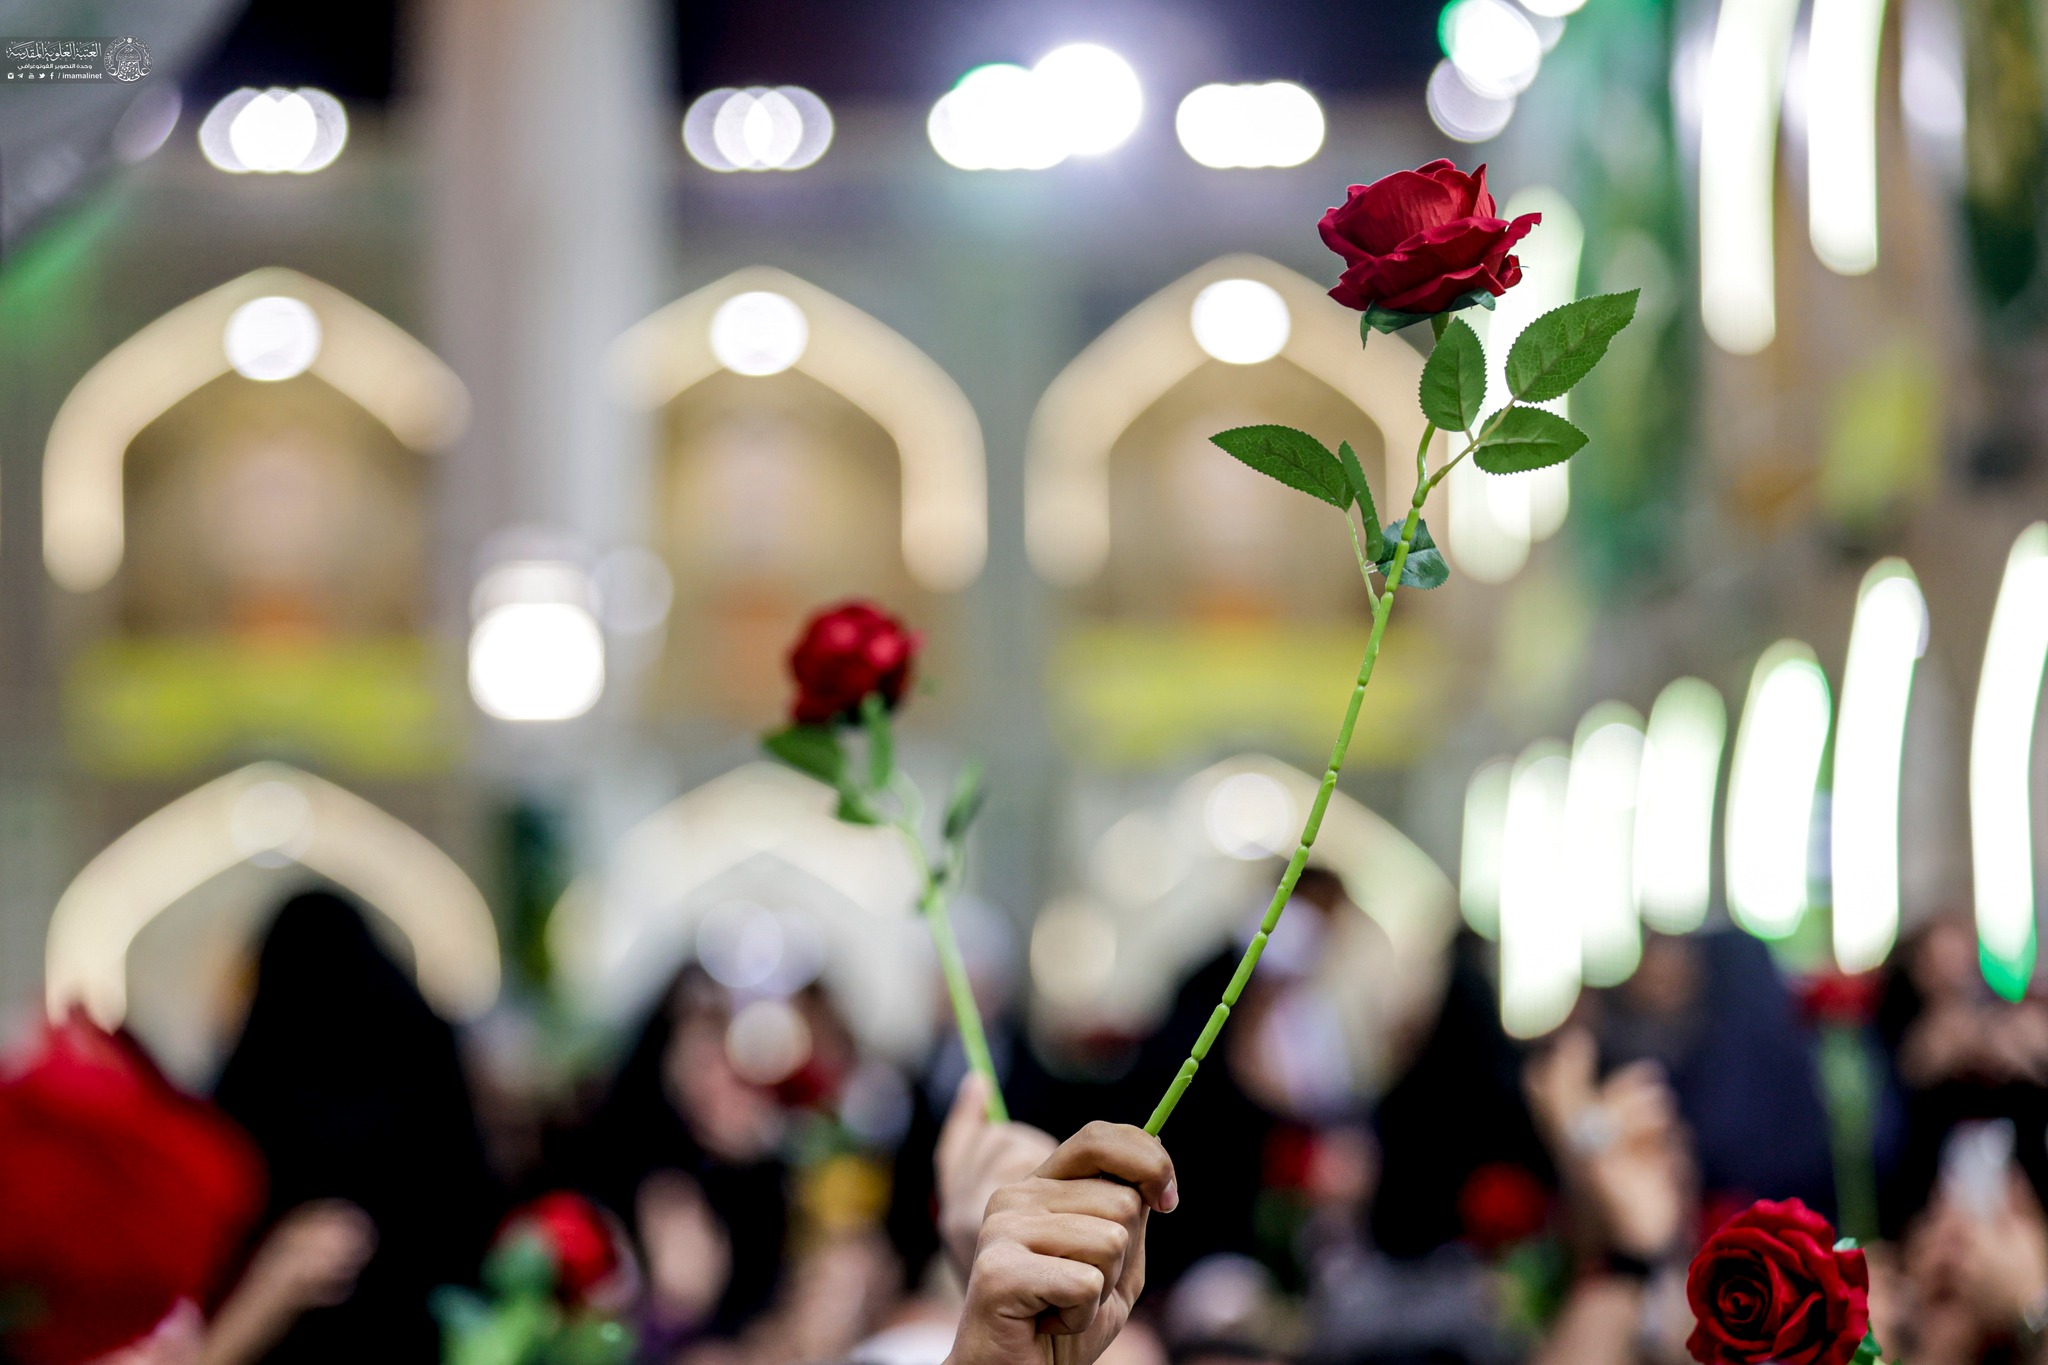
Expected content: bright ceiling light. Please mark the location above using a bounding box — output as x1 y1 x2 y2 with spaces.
1832 562 1926 974
1189 279 1291 364
1699 0 1800 352
1972 523 2048 998
928 44 1141 170
468 560 606 722
709 291 809 376
1461 757 1515 937
1426 59 1516 143
1634 677 1727 934
1175 82 1325 169
1500 742 1576 1039
1032 43 1143 155
199 87 347 174
1568 705 1646 988
683 86 833 171
1522 0 1588 16
1442 0 1544 99
1727 642 1832 940
1203 771 1297 859
223 295 322 381
1806 0 1886 273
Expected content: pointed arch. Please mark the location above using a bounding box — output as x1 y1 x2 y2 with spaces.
44 267 470 592
46 762 499 1027
548 762 934 1054
1025 254 1442 586
609 266 987 591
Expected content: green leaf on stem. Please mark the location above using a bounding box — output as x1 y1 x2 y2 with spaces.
1337 441 1386 559
763 725 845 784
1504 289 1640 403
835 790 881 825
943 758 987 844
1419 318 1486 433
1848 1328 1883 1365
861 692 893 790
1210 425 1352 508
1471 405 1589 473
1374 517 1451 589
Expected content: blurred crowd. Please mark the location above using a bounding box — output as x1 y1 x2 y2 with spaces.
9 876 2048 1365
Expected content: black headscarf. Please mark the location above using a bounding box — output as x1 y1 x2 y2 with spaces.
213 888 499 1364
568 966 788 1335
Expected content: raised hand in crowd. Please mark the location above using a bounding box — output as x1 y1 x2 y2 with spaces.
945 1120 1177 1365
935 1073 1061 1278
197 1200 377 1365
1906 1171 2048 1364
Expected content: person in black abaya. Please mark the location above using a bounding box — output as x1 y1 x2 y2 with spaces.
213 889 500 1365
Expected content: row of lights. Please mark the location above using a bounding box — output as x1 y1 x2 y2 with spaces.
1464 530 2048 1037
679 47 1327 175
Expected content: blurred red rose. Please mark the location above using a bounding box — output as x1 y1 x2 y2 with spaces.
1319 160 1541 317
1793 971 1883 1029
1686 1198 1870 1365
1456 1161 1551 1253
787 601 921 725
500 1193 621 1307
0 1018 265 1365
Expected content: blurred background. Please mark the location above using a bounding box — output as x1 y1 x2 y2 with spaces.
1 0 2047 1359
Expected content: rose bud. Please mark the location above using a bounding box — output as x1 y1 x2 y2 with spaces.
1319 159 1541 320
498 1191 626 1309
1685 1198 1871 1365
787 600 922 726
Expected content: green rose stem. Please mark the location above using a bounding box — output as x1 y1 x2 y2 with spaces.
885 781 1009 1124
1143 386 1508 1137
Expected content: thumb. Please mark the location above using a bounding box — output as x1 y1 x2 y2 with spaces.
937 1072 992 1174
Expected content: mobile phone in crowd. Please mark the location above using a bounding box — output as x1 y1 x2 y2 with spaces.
1940 1118 2018 1219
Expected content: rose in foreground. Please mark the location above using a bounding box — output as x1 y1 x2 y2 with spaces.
1686 1198 1871 1365
498 1192 623 1308
787 600 922 725
0 1019 265 1365
1319 159 1540 327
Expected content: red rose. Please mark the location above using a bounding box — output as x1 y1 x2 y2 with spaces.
787 600 921 725
1457 1161 1552 1253
0 1019 265 1365
500 1192 621 1307
1686 1198 1871 1365
1318 160 1541 318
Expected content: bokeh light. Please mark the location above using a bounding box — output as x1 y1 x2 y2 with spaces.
928 44 1141 170
1175 82 1325 169
199 87 347 173
1633 678 1727 934
1726 642 1831 940
468 561 606 722
709 291 810 376
1972 524 2048 997
1441 0 1544 99
1832 562 1926 973
223 296 322 382
1426 60 1516 142
1189 279 1291 365
683 86 834 171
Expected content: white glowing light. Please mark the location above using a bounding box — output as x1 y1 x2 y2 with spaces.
1427 59 1516 145
1727 643 1832 939
199 87 347 174
1634 678 1728 934
1204 772 1298 860
726 998 811 1084
1900 0 1966 177
1568 706 1646 987
1031 899 1119 1006
927 44 1141 170
1832 562 1926 973
709 291 809 376
1443 0 1545 99
1175 82 1325 169
1460 758 1515 937
1522 0 1589 17
1972 524 2048 997
683 86 833 172
1699 0 1801 352
1501 743 1577 1039
1806 0 1887 273
468 560 606 722
697 900 786 990
112 87 182 164
223 296 322 381
1189 279 1292 365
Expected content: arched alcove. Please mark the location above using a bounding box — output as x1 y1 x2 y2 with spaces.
45 762 500 1039
548 762 936 1059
